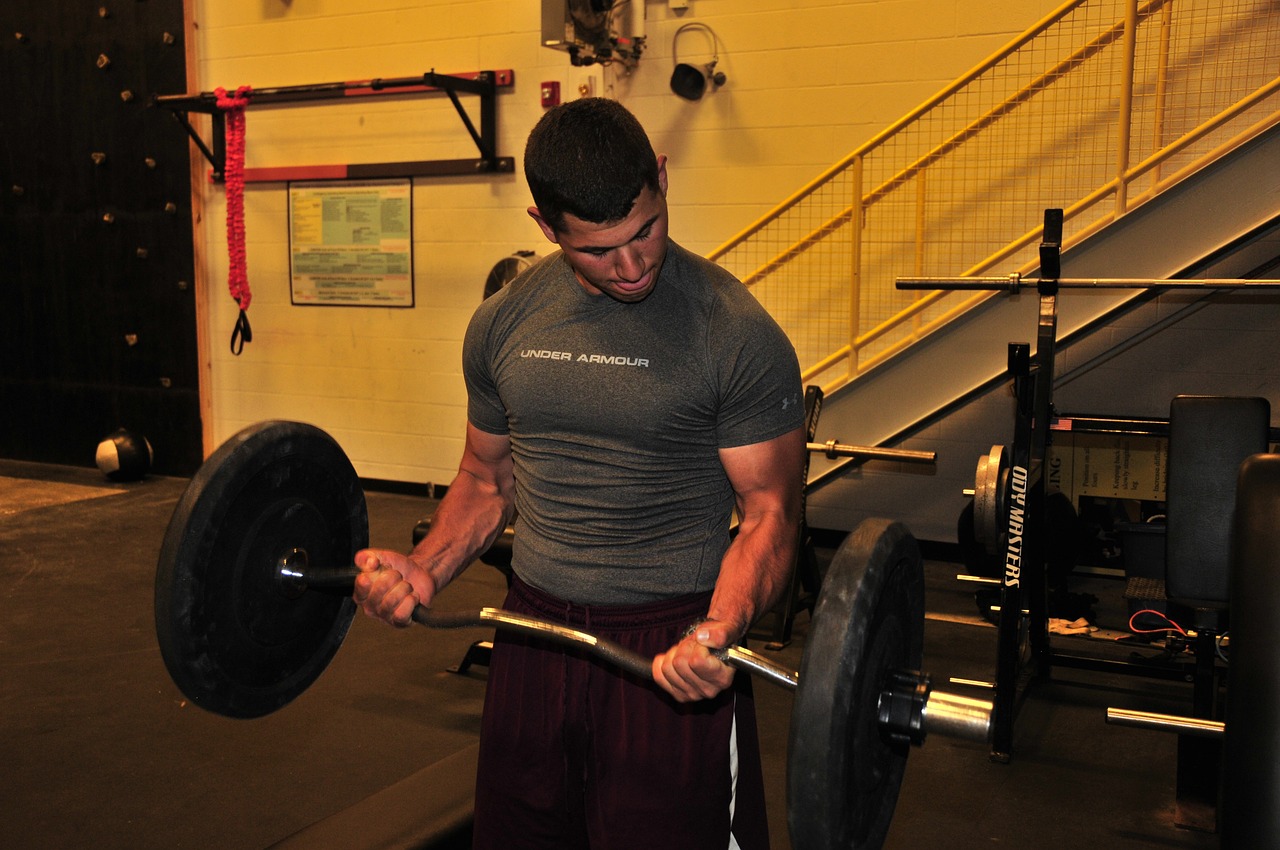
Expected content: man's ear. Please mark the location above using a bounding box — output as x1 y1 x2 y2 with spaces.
657 154 669 197
527 207 560 244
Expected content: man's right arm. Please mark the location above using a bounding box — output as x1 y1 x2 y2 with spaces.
353 423 515 626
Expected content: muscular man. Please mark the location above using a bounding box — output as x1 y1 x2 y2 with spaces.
354 97 804 850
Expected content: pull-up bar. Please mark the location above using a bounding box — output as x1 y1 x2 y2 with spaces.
153 70 516 182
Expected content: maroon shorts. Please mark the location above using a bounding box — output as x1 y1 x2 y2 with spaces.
472 576 770 850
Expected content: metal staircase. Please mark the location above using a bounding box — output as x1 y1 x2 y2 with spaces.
707 0 1280 536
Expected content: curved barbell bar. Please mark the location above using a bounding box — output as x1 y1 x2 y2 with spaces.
281 549 992 745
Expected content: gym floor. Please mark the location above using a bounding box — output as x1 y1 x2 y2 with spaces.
0 459 1222 849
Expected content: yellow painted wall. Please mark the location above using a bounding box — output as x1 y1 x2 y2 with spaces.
191 0 1054 485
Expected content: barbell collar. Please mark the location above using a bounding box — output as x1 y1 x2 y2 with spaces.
877 669 930 746
279 556 362 590
877 672 994 747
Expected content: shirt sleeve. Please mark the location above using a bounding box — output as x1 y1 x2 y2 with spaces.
711 285 805 448
462 298 511 435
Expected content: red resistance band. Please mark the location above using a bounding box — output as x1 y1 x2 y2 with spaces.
215 85 253 355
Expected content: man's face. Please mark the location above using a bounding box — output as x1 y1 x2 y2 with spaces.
529 157 670 304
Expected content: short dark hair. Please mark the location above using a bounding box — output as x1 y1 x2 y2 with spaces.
524 98 660 232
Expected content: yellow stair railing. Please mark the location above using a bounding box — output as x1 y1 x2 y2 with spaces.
709 0 1280 395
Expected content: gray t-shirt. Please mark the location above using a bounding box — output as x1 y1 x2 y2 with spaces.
463 240 803 604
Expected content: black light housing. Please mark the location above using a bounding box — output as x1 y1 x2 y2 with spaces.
670 23 726 101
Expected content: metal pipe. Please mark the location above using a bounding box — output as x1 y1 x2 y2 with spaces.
955 574 1001 585
1113 0 1139 216
807 441 936 464
923 690 994 743
421 607 657 681
724 646 799 690
897 276 1280 291
1105 707 1225 739
153 71 503 111
848 154 864 382
1150 0 1173 189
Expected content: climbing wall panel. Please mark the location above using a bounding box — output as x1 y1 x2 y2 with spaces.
0 0 200 474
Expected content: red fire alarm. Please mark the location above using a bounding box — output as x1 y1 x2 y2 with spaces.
540 80 561 108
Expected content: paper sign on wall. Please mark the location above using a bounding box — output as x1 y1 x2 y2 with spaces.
1047 432 1168 503
288 179 413 307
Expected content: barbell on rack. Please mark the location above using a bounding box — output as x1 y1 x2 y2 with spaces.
896 275 1280 291
806 441 936 464
154 420 989 850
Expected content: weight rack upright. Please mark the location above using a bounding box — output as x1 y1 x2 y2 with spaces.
897 208 1280 764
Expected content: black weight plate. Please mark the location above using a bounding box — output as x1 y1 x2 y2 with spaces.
788 517 925 850
155 421 367 718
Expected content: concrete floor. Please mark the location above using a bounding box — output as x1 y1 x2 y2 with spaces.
0 459 1223 849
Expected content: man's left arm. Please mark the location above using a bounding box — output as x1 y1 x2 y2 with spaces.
652 426 806 702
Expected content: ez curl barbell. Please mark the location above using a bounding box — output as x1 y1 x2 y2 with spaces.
154 420 990 850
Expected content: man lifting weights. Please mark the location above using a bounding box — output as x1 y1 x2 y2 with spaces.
353 97 805 850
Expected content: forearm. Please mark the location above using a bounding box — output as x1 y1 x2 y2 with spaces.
408 470 514 591
355 425 513 628
706 508 798 645
705 427 805 645
403 425 516 595
650 427 804 702
652 504 798 702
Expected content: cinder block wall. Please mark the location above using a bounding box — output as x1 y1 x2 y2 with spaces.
192 0 1054 486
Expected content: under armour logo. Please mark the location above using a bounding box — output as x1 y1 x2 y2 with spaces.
781 394 798 410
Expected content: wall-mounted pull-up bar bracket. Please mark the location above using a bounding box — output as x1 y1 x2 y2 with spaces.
153 70 516 182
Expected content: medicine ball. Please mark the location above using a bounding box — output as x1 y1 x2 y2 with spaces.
95 428 153 482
